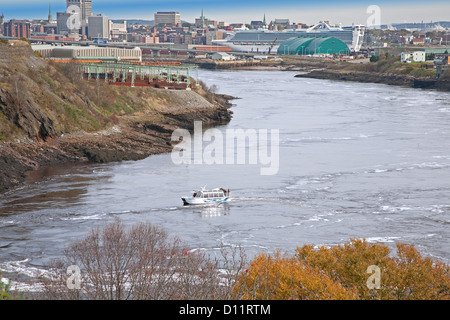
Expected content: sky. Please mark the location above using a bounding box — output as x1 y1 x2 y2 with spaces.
0 0 449 26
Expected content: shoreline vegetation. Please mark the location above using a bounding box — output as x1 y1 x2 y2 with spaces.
2 220 449 300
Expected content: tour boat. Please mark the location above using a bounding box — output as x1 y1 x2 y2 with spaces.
182 187 231 205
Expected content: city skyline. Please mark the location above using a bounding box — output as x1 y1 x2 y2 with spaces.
0 0 449 26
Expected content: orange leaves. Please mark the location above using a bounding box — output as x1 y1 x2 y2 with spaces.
296 238 392 299
235 239 450 300
387 243 450 300
234 250 357 300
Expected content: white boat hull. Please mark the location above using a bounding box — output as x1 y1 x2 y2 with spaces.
182 197 231 205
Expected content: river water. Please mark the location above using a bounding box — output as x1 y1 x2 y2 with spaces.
1 69 450 286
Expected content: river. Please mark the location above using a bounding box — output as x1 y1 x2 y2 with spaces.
1 69 450 286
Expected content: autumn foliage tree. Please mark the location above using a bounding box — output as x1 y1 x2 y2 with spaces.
232 250 357 300
233 239 450 300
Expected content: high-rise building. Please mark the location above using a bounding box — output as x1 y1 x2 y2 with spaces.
3 20 31 38
110 20 127 41
0 13 4 35
88 14 109 40
56 11 72 34
154 12 181 26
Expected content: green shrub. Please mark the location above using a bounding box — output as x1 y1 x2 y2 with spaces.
370 55 379 63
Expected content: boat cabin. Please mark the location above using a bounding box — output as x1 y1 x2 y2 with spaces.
193 188 230 199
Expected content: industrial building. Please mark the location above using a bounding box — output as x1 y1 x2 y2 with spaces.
32 45 142 62
79 62 198 90
277 36 350 55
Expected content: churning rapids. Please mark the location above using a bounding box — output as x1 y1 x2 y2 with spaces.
1 69 450 288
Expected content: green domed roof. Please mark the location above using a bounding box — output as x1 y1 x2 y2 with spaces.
277 36 350 55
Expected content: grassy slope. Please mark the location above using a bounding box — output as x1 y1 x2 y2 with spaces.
0 40 224 143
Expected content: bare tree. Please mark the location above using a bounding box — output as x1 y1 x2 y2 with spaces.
38 219 247 300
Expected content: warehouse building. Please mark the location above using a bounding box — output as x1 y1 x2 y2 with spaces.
32 45 142 62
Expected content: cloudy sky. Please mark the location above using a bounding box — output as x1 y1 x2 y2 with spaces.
0 0 448 25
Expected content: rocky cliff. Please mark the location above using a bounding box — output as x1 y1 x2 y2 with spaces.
0 40 233 192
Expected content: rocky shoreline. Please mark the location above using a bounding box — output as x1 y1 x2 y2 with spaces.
0 91 233 193
200 54 450 91
293 69 450 91
294 69 414 87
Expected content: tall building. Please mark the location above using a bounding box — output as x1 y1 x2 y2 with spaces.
88 14 109 40
56 11 72 34
0 13 4 35
110 20 127 41
3 20 31 38
154 12 180 26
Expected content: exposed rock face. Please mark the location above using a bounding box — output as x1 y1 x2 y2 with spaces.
0 88 58 141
